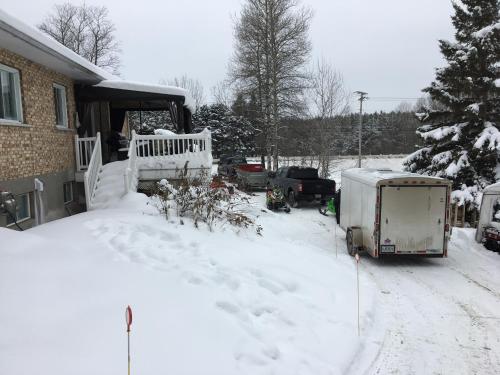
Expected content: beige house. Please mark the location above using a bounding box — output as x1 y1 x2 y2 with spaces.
0 9 211 230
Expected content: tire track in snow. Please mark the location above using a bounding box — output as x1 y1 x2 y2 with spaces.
408 266 499 374
360 255 500 375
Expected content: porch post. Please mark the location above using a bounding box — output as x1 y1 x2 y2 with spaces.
176 100 185 134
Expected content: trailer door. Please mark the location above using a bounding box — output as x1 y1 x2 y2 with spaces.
379 186 447 254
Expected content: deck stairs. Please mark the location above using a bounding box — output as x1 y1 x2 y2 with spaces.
76 130 212 211
90 161 129 209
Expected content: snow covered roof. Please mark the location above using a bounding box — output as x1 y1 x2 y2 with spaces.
0 8 113 83
94 80 196 112
342 168 450 187
0 9 195 112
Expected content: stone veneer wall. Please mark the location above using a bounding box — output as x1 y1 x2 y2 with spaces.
0 48 77 181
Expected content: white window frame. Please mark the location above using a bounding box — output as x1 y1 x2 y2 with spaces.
53 83 68 128
0 62 23 124
6 192 31 227
63 181 74 204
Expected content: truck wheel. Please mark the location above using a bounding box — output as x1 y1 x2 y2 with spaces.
346 230 355 256
288 191 299 208
485 239 497 251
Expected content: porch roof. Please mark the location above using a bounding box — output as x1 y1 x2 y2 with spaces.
76 79 195 112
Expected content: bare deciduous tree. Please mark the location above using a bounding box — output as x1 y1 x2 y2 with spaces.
161 75 206 111
38 2 121 74
307 59 350 178
211 81 234 108
231 0 312 170
395 101 414 113
413 95 448 113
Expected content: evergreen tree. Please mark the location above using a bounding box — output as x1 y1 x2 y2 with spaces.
128 111 176 135
405 0 500 207
192 104 256 158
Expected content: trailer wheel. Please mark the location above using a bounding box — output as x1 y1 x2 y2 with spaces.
346 230 355 256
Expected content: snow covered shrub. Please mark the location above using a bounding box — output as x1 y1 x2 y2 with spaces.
154 167 261 234
152 179 175 219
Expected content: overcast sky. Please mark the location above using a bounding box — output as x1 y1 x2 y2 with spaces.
1 0 455 113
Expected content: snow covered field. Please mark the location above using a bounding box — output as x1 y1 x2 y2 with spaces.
236 155 406 183
2 156 500 374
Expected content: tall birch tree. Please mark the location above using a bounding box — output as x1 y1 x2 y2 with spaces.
230 0 312 170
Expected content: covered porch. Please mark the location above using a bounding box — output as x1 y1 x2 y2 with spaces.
72 80 212 210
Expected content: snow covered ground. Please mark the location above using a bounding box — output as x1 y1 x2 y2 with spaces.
357 228 500 375
2 155 500 374
0 193 378 375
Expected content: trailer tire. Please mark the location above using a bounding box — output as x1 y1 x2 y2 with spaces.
346 230 355 256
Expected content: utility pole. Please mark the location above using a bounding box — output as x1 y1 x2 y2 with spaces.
354 91 368 168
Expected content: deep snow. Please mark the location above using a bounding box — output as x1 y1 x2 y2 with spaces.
2 155 500 374
0 192 377 375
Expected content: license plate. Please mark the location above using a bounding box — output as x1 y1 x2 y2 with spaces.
380 245 395 253
315 194 321 199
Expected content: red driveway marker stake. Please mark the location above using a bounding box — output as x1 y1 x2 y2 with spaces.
126 306 133 375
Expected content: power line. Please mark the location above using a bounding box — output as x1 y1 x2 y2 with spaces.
360 97 421 101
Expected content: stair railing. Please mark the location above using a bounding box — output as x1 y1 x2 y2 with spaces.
83 132 102 210
75 135 97 171
124 130 139 193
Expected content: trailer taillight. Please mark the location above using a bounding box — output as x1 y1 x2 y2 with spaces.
298 183 303 192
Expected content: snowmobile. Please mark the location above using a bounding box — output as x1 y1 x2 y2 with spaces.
319 198 336 216
266 187 291 213
319 189 340 224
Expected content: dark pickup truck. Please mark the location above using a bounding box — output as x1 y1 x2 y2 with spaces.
268 166 336 207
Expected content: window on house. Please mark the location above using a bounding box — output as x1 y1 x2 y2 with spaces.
63 181 73 204
6 193 32 226
0 63 23 122
53 83 68 127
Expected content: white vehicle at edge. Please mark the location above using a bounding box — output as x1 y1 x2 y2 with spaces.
340 168 452 258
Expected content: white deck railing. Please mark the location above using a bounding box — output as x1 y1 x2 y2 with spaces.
132 129 212 159
130 129 213 180
83 133 102 210
75 135 97 171
77 129 212 209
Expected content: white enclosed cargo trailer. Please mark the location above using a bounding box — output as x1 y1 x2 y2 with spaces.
340 169 452 258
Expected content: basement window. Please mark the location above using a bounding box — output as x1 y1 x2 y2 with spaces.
63 181 74 204
53 83 68 128
6 193 32 226
0 63 23 123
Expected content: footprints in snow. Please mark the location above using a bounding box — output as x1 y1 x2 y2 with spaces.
87 218 301 368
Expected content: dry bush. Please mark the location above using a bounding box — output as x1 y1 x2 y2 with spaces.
154 165 262 234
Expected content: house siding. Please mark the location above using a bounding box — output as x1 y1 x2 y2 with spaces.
0 48 80 229
0 47 77 181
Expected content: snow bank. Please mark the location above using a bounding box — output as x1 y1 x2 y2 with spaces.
0 193 378 375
